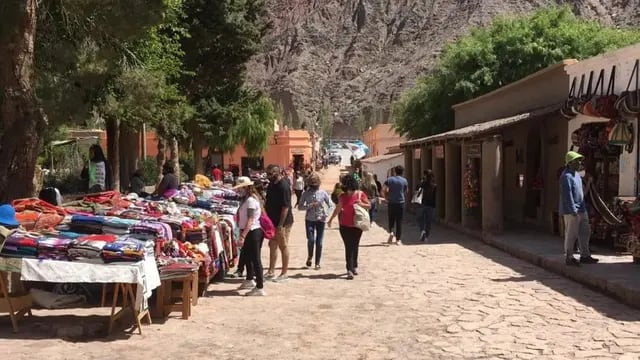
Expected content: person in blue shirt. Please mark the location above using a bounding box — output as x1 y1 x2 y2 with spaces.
383 165 409 245
559 151 598 266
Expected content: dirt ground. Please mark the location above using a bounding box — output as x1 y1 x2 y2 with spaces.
2 166 640 359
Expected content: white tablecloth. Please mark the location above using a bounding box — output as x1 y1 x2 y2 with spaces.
12 257 160 311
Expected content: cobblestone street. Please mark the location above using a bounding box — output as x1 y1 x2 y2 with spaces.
2 167 640 359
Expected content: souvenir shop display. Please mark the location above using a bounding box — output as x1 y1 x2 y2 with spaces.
0 174 243 334
463 159 480 212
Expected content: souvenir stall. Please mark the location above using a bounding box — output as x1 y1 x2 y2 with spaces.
0 178 242 333
562 64 637 251
463 143 482 228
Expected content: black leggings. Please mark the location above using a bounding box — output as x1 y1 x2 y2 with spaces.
388 203 405 240
339 226 362 272
240 228 265 289
294 190 303 205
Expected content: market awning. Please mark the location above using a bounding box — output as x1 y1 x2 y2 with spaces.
360 152 404 164
401 103 562 148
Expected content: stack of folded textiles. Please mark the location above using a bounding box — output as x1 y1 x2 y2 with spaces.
1 231 39 258
130 221 173 241
156 256 199 279
69 234 117 261
101 238 145 263
102 217 138 235
69 215 105 234
37 237 74 260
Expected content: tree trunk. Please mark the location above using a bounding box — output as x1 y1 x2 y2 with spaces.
192 134 205 175
156 136 166 183
0 0 47 202
169 137 180 180
119 126 140 190
105 117 120 191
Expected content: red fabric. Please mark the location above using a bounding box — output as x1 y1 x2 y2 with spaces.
338 191 368 227
82 191 131 209
77 234 118 243
12 198 67 216
212 168 223 181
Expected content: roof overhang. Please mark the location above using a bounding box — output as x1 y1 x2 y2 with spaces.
401 103 561 148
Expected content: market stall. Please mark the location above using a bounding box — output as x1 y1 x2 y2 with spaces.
0 178 242 334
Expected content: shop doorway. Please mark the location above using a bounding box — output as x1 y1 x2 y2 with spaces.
292 154 304 172
524 128 543 220
464 155 482 229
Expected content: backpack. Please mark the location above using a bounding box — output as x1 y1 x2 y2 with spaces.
259 212 276 240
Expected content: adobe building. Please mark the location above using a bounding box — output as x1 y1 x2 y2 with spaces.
400 43 640 238
363 123 407 156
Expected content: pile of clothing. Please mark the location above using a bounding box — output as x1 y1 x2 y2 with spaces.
68 234 117 261
1 230 39 258
103 217 138 235
69 215 105 234
101 238 146 263
37 237 74 260
156 256 199 279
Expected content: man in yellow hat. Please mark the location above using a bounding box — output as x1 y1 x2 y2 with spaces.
559 151 598 266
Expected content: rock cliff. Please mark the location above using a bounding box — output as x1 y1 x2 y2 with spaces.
247 0 640 136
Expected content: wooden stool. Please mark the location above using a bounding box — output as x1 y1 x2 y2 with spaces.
155 271 198 320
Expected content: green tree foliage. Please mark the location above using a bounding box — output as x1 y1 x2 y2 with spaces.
181 0 272 156
393 7 640 139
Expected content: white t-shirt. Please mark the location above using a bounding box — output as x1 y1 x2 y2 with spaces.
294 177 305 191
238 196 261 231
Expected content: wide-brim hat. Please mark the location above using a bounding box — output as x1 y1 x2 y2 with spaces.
0 204 19 227
233 176 255 189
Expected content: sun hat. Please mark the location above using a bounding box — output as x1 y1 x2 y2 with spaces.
308 173 321 186
0 204 20 227
565 151 584 165
233 176 255 189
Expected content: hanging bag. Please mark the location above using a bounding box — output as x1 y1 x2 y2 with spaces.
608 119 633 147
617 60 640 116
561 77 579 119
353 191 370 232
595 66 618 118
411 187 423 205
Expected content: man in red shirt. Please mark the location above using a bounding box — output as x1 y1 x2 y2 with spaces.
212 164 223 182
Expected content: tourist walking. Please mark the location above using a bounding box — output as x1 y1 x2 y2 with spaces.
417 170 436 242
294 172 305 206
328 175 370 280
361 172 379 223
297 173 332 269
559 151 598 266
265 165 294 282
383 165 408 245
235 177 266 296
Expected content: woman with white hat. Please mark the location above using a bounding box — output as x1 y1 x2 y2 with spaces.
235 177 266 296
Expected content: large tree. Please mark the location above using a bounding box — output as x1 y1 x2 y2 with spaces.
393 7 640 140
181 0 273 174
0 0 166 201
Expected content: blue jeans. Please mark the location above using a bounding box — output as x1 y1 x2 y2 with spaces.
420 206 435 237
305 220 325 265
369 201 377 223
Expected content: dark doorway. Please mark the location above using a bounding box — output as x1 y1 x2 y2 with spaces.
293 155 304 172
525 128 542 219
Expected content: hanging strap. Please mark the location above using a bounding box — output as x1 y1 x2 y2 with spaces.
593 69 605 96
606 65 616 96
568 77 577 98
626 59 639 92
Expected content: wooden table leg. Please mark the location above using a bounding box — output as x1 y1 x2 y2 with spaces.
191 272 198 306
108 282 121 335
182 277 190 320
0 272 18 333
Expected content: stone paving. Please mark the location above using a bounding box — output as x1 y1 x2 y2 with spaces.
1 166 640 359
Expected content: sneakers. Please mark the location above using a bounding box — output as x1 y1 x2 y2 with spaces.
306 259 312 268
314 265 321 270
352 268 358 276
420 231 426 242
396 240 402 246
565 257 580 267
245 287 266 296
264 272 276 279
346 271 354 280
239 280 256 290
580 256 599 264
272 275 289 283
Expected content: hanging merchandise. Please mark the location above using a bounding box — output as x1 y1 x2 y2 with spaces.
463 160 480 210
608 118 633 147
615 59 640 116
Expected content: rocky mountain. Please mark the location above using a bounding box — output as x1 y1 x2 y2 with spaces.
247 0 640 137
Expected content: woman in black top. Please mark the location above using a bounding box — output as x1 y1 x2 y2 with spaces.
417 170 436 242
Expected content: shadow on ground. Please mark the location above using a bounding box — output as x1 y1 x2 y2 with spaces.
373 204 640 322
